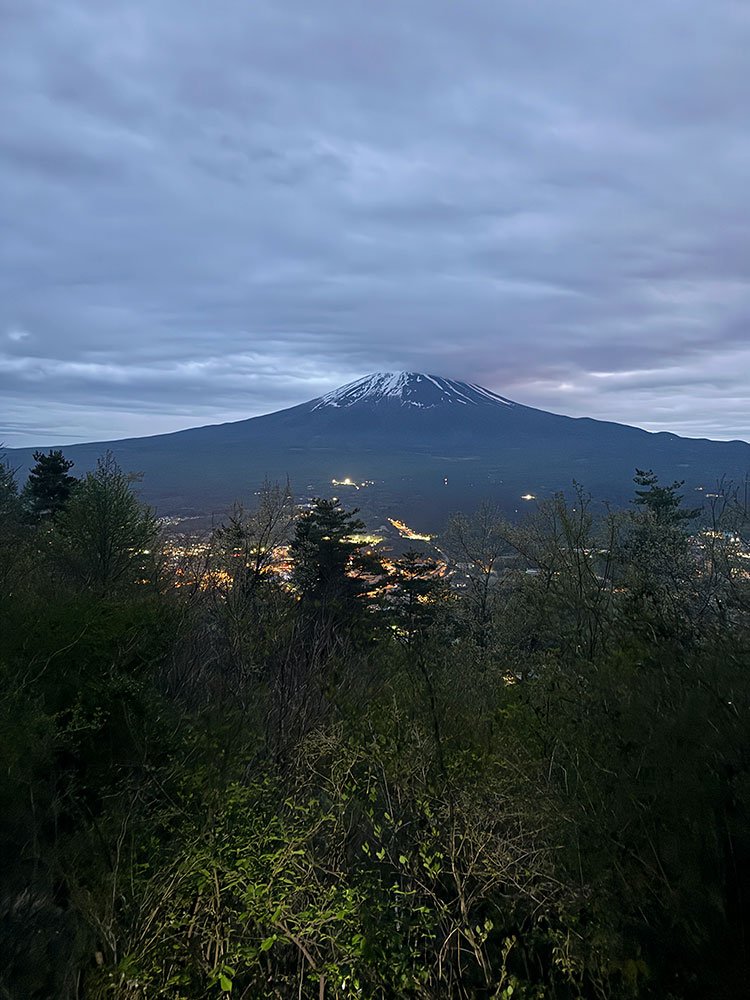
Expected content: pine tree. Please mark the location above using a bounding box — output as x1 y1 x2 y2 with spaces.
389 549 451 645
290 498 381 624
24 449 76 519
632 468 702 525
621 469 703 641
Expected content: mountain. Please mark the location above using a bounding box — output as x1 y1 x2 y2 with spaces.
6 372 749 528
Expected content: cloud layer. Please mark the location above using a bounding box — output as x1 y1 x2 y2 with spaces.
2 0 749 446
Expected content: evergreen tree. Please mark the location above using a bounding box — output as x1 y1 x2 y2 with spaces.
24 449 76 519
290 498 381 625
389 548 451 645
618 469 703 644
632 467 702 525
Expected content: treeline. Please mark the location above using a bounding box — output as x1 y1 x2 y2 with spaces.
1 452 749 999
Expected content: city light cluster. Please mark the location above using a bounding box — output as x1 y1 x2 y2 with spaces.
331 477 375 490
387 517 433 542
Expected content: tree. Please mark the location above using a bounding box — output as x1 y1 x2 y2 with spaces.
0 452 23 533
213 479 295 600
0 452 28 593
54 452 159 595
290 499 378 618
23 449 77 519
388 549 452 646
444 501 512 649
619 470 703 642
0 453 19 513
203 482 297 694
632 468 701 526
492 487 618 668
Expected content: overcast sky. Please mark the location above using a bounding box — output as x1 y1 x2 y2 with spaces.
2 0 749 448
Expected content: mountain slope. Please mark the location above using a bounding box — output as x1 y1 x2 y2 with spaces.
6 372 749 527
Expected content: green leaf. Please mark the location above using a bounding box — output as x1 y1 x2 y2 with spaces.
219 973 232 992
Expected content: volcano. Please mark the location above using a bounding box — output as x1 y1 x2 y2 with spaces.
6 372 750 528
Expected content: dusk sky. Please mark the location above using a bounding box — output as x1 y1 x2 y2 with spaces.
2 0 749 448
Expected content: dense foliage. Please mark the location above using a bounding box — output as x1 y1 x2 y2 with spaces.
1 454 749 999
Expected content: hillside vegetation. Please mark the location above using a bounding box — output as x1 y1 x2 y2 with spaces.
1 452 749 999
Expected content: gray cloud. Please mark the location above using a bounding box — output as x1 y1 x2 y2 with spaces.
1 0 749 447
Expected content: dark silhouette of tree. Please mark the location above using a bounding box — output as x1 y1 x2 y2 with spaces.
632 468 702 525
24 449 76 519
290 498 382 628
620 469 704 643
0 453 28 592
213 479 295 600
54 452 158 595
389 549 451 646
444 501 512 648
0 453 20 518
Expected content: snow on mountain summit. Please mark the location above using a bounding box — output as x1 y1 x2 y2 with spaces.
312 372 514 411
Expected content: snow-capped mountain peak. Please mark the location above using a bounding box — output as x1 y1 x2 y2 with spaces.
311 372 514 411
